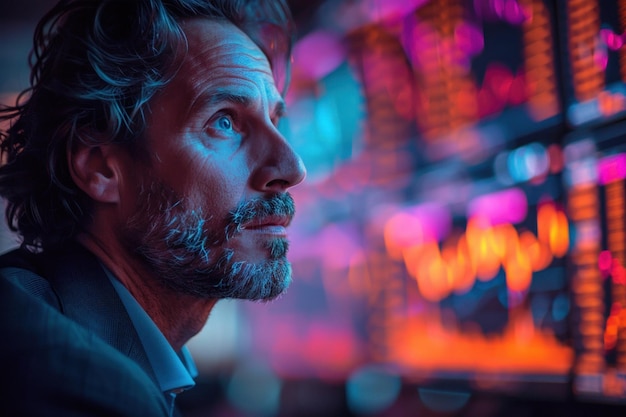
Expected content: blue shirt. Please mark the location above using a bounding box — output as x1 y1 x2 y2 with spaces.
103 267 197 415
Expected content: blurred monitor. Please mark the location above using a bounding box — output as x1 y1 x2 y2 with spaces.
233 0 626 407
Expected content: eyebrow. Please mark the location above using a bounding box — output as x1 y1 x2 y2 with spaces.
192 90 286 119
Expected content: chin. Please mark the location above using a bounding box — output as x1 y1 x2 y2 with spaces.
219 237 292 301
228 256 293 301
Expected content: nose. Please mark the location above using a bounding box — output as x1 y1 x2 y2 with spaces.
250 127 306 192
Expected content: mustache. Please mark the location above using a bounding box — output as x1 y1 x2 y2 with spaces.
225 192 296 239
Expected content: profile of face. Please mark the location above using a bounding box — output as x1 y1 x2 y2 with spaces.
120 19 306 301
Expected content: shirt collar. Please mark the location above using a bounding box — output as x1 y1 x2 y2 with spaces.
103 267 197 395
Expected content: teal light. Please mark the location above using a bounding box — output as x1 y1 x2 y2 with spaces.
346 365 402 415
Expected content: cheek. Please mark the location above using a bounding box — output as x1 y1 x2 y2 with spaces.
182 154 251 213
153 134 253 209
117 160 152 220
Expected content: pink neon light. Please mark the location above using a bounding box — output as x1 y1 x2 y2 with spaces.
598 153 626 185
598 250 612 277
454 23 484 57
364 0 428 21
387 202 452 246
600 28 625 51
467 187 528 225
293 30 345 80
473 0 529 25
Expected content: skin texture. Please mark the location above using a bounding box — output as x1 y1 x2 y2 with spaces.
73 19 306 350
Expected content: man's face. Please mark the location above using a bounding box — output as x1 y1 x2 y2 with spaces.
120 19 306 300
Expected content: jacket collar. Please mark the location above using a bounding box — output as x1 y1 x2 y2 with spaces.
41 242 158 384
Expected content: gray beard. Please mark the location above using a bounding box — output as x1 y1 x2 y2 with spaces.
121 181 295 301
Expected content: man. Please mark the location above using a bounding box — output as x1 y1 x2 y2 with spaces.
0 0 305 415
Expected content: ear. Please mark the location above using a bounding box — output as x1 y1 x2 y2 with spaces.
68 142 124 204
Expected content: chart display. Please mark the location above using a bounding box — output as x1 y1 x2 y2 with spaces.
237 0 626 404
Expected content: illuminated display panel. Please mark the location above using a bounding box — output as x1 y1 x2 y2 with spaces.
402 0 562 161
564 122 626 402
374 133 573 398
561 0 626 126
333 0 571 395
234 0 626 408
243 0 572 393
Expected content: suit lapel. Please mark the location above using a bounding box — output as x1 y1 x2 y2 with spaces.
42 243 158 384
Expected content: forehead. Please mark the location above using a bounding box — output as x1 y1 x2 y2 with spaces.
175 19 281 100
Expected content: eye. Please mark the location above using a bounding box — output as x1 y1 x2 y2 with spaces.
205 111 242 138
216 114 233 131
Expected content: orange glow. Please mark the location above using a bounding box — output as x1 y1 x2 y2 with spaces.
567 186 598 221
387 309 573 374
567 0 604 102
455 82 478 118
348 24 415 172
466 218 503 281
519 230 552 272
520 0 561 121
568 182 604 374
412 0 476 140
598 90 626 118
504 243 533 292
453 236 477 294
385 202 569 301
604 303 622 351
612 258 626 287
603 177 626 370
384 212 426 260
538 202 570 257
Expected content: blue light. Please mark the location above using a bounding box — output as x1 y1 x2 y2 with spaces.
530 294 550 325
507 142 548 183
226 361 282 416
346 365 402 415
551 293 570 322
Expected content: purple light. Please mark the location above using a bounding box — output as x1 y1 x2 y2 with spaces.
473 0 529 25
467 188 528 225
406 202 452 242
594 40 609 71
364 0 428 21
403 20 483 73
288 222 363 269
502 0 527 25
598 153 626 185
454 22 484 59
293 30 345 80
387 202 452 246
401 20 438 70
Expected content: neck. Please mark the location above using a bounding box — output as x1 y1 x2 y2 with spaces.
77 232 217 351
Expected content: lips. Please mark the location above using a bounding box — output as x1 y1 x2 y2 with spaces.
242 215 292 230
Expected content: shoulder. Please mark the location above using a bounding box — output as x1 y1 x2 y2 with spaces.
1 329 169 416
0 249 169 416
0 246 60 307
0 245 41 269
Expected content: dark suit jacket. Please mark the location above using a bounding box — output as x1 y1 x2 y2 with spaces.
0 243 169 416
